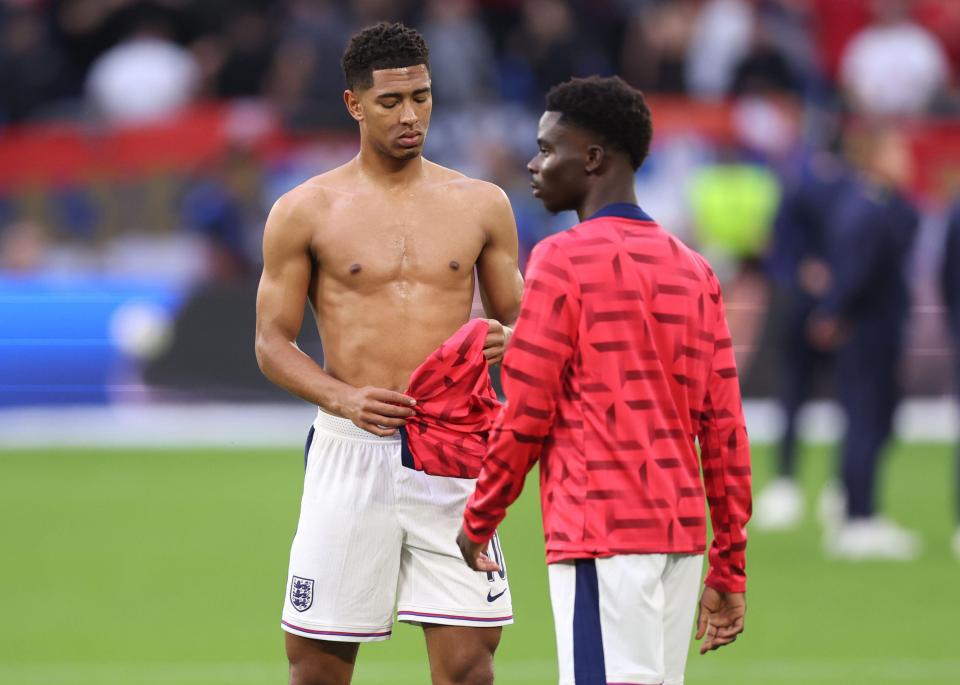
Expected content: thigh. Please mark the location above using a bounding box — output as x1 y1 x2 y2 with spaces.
549 556 668 685
547 562 577 685
422 624 502 685
396 471 513 629
286 633 358 685
661 555 705 685
597 555 669 685
282 429 402 641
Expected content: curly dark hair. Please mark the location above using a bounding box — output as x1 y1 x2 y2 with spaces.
341 22 430 91
545 76 653 170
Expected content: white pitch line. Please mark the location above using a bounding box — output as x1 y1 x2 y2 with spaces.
0 398 956 448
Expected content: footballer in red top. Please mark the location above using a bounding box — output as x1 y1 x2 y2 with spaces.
458 76 752 685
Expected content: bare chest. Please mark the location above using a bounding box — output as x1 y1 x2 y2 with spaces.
313 196 486 288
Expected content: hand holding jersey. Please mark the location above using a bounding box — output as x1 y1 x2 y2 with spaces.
338 386 416 437
481 319 513 366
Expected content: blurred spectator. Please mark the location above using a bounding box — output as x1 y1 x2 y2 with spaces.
51 0 136 73
942 201 960 559
757 0 820 95
85 4 199 124
181 145 264 282
419 0 497 106
621 0 696 94
811 127 921 560
754 148 852 531
688 147 780 265
914 0 960 81
839 0 950 116
501 0 608 106
214 7 276 99
266 0 355 130
730 19 801 97
687 0 754 99
0 7 77 123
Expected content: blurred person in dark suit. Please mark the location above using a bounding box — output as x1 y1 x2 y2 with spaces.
809 127 921 560
753 149 852 531
943 201 960 559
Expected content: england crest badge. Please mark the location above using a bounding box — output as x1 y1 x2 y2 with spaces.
290 576 314 612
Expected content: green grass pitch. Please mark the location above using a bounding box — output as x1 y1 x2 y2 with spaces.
1 442 957 684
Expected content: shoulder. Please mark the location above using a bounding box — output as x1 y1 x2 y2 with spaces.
657 230 723 296
529 230 576 269
272 165 356 220
426 160 512 209
266 164 359 236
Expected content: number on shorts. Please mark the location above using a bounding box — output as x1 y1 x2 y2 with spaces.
486 532 507 582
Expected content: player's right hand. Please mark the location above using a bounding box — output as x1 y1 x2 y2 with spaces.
341 386 417 437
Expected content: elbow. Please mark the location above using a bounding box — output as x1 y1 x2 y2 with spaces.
254 330 276 379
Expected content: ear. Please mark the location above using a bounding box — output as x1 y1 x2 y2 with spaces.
585 144 604 174
344 90 363 122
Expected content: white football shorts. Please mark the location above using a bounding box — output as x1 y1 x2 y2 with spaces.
549 554 703 685
281 410 513 642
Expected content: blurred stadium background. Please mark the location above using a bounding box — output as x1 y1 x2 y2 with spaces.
1 0 958 683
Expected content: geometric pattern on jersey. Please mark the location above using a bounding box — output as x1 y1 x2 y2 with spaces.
463 203 752 593
399 318 501 478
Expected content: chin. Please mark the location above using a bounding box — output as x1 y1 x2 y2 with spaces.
540 198 569 215
393 145 423 160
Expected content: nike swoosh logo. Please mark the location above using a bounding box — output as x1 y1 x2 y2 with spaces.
487 589 507 602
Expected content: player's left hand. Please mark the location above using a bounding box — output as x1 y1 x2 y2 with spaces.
482 320 512 366
696 587 746 654
456 527 501 573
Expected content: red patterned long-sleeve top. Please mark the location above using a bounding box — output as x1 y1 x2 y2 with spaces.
462 204 752 593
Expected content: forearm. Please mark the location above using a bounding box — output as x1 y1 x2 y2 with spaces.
463 427 541 543
700 292 752 593
700 401 751 593
255 333 353 413
463 356 562 542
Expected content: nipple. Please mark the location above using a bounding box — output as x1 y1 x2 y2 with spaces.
449 260 460 271
349 263 362 275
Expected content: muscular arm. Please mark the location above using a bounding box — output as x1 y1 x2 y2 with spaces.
255 192 351 410
475 184 524 362
254 191 415 433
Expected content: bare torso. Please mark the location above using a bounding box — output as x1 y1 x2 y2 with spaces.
302 160 496 391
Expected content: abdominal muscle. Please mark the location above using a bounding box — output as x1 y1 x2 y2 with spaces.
311 278 477 393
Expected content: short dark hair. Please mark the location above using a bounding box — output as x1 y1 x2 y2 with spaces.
545 76 653 170
341 22 430 91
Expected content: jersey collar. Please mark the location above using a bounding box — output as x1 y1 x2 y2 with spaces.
585 202 655 222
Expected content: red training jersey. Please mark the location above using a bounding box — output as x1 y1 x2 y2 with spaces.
463 204 752 594
400 318 501 479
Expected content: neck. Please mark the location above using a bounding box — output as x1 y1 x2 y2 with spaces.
576 176 638 222
357 141 424 186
